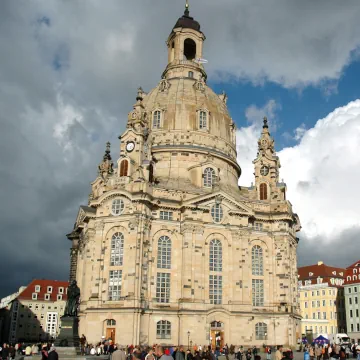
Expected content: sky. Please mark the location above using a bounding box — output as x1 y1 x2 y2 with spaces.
1 0 360 298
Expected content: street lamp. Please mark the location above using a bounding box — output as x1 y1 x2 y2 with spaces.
187 331 190 350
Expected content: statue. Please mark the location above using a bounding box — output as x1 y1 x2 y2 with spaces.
64 280 80 317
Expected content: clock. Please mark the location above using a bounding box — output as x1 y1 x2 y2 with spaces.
126 142 135 152
260 166 269 176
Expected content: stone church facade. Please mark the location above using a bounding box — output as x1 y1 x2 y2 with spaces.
67 4 302 347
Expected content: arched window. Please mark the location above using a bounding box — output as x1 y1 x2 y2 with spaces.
107 319 116 326
203 167 216 187
156 320 171 339
252 245 263 276
255 322 267 340
347 276 351 281
209 240 222 272
157 236 171 269
199 111 207 129
111 232 124 266
188 71 194 78
184 38 196 60
120 160 128 177
153 110 161 129
259 183 267 200
354 269 358 274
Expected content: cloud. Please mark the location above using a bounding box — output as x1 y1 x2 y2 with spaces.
1 0 360 297
237 99 360 266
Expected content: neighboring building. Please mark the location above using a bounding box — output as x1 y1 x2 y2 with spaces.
9 279 68 343
298 261 346 341
344 261 360 342
0 286 26 343
66 3 302 347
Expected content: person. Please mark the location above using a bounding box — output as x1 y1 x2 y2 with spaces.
355 344 360 360
246 349 252 360
2 344 10 360
32 344 39 356
9 344 15 360
252 347 258 360
25 344 32 356
315 346 322 360
112 345 127 360
309 346 315 360
266 347 272 360
90 345 97 355
176 346 186 360
80 334 87 355
47 347 58 360
156 346 174 360
146 349 156 360
275 346 283 360
41 345 48 360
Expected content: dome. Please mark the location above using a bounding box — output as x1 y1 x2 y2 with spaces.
173 13 201 32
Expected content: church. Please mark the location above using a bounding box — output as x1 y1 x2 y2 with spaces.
66 3 302 347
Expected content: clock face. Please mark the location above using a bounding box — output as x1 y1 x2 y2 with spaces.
126 142 135 152
260 166 269 176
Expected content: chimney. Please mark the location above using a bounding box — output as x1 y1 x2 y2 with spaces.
318 261 324 266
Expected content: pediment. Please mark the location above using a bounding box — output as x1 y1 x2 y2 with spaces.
75 205 96 227
183 191 253 216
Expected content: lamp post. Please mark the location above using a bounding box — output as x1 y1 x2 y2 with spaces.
187 331 190 350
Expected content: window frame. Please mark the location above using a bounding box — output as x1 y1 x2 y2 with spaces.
156 320 171 339
252 279 264 307
209 274 222 305
152 110 162 129
119 159 129 177
156 273 170 303
198 110 208 130
111 199 125 216
209 239 222 272
251 245 263 276
203 167 216 188
110 232 125 267
255 322 267 340
211 204 223 223
32 293 38 300
157 236 172 270
108 270 122 301
160 211 173 221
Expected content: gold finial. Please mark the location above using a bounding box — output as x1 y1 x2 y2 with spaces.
185 0 189 8
184 0 190 16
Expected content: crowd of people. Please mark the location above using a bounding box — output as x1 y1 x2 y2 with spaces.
303 343 360 360
0 342 59 360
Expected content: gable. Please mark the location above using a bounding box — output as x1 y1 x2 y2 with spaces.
183 191 253 216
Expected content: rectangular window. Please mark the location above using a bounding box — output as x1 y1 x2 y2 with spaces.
209 275 222 305
322 290 325 295
305 292 308 298
350 310 353 318
317 291 320 296
160 211 173 221
317 300 320 307
156 321 171 339
315 326 318 334
355 297 358 305
351 324 354 332
322 300 326 306
252 279 264 307
331 326 333 334
349 288 352 294
58 287 64 294
305 302 308 308
156 273 170 303
47 286 53 293
312 301 315 307
325 326 327 334
44 294 50 301
312 313 316 319
254 223 263 231
46 312 58 337
35 285 41 292
108 270 122 301
357 323 360 332
331 312 333 319
323 312 326 320
312 291 315 296
350 298 352 305
356 309 359 317
318 312 321 319
199 111 207 130
57 295 62 301
355 287 357 292
32 293 37 300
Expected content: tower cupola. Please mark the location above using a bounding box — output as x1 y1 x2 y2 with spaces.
162 1 207 80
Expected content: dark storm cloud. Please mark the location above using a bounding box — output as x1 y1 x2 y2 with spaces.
1 0 360 297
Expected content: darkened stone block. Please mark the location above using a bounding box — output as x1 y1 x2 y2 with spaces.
55 316 80 350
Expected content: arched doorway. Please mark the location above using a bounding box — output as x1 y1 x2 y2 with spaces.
210 321 224 349
105 319 116 342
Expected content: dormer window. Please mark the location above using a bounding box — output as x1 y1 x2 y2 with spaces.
152 110 161 129
44 294 50 301
32 293 37 300
199 110 207 130
57 295 63 301
35 285 41 293
47 286 53 293
58 287 64 294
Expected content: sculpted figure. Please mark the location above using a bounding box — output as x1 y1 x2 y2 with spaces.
64 280 80 317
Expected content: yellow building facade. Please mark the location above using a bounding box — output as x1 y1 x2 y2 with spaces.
67 4 302 347
298 262 346 342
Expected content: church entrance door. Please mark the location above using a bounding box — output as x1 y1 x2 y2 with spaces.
210 321 224 349
106 328 116 342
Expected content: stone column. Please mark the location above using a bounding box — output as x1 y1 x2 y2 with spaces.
69 247 79 282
